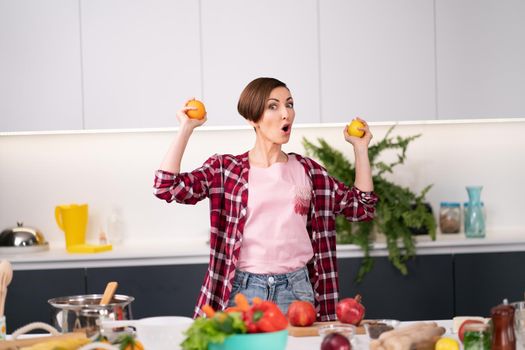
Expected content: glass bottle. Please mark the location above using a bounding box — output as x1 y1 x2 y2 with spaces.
107 208 124 245
491 303 516 350
465 186 486 238
464 201 486 233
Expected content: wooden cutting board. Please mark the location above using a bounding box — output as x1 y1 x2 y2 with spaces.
288 321 366 337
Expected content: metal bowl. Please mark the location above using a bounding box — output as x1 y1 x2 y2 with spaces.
0 222 47 247
48 294 135 337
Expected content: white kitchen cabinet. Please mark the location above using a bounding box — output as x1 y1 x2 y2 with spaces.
81 0 201 129
436 0 525 119
0 0 83 132
200 0 321 126
319 0 436 122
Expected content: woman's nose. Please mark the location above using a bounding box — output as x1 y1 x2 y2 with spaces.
281 106 289 119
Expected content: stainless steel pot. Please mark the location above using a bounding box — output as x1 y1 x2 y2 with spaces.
0 222 47 247
48 294 134 336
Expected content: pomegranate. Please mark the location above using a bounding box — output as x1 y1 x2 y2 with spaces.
320 333 351 350
336 294 365 325
287 300 316 327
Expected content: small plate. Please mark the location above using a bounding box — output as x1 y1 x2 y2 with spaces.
363 319 400 339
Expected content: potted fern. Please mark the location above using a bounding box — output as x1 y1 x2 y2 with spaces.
302 125 436 282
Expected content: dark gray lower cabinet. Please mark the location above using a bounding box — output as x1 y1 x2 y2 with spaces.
5 268 86 333
338 255 455 321
454 251 525 317
7 252 524 333
86 264 208 319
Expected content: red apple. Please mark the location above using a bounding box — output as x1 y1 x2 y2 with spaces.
287 300 316 327
458 319 484 342
321 333 351 350
336 295 365 325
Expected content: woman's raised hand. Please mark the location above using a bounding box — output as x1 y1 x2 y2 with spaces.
343 117 373 149
176 98 207 129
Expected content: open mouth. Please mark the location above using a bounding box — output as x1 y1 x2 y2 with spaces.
281 124 291 133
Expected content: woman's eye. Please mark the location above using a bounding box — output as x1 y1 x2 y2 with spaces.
287 102 294 108
268 104 277 110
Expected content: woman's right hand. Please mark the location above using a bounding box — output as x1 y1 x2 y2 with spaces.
176 98 207 129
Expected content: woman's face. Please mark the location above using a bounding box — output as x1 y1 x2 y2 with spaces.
253 86 295 144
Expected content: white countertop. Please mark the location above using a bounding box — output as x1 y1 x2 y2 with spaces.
6 320 456 350
5 230 525 271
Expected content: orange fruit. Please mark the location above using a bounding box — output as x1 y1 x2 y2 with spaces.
347 119 365 138
185 99 206 120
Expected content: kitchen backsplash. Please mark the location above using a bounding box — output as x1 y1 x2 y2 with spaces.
1 119 524 246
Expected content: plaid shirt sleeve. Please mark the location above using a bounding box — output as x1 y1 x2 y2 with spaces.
333 178 379 221
152 154 220 204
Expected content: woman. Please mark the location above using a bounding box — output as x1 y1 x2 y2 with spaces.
153 77 378 321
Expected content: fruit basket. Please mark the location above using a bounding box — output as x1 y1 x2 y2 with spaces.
208 329 288 350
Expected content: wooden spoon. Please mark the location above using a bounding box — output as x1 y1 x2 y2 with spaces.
0 259 13 317
99 281 118 306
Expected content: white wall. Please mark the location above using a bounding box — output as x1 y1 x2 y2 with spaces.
1 119 524 246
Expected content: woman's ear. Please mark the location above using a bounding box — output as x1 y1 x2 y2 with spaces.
247 119 258 129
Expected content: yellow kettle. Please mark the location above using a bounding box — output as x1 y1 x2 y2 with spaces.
55 204 111 253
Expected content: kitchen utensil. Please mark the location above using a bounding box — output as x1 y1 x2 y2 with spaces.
55 203 112 253
100 281 118 306
0 222 48 248
101 316 193 350
0 259 13 317
48 294 134 336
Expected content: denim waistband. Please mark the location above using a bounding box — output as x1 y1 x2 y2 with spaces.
234 266 309 288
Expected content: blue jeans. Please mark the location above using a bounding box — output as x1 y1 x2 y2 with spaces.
228 266 315 315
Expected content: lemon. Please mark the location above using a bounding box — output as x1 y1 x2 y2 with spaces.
346 119 365 138
435 337 460 350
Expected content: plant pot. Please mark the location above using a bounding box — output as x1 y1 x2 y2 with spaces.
409 203 433 236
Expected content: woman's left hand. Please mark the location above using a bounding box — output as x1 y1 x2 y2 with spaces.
343 117 373 149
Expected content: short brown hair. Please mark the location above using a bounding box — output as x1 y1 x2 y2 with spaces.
237 77 288 122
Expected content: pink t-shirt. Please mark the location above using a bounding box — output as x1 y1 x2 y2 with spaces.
237 154 314 274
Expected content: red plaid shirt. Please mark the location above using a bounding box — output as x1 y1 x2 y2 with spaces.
153 152 378 321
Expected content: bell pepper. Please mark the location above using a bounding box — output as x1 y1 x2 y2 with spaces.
244 301 288 333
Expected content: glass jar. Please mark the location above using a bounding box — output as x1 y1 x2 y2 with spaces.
439 202 461 233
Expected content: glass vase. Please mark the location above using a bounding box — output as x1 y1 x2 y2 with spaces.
465 186 486 238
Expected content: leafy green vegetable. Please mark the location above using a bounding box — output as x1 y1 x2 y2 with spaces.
181 312 247 350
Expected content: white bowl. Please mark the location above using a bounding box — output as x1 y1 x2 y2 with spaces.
318 323 356 341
